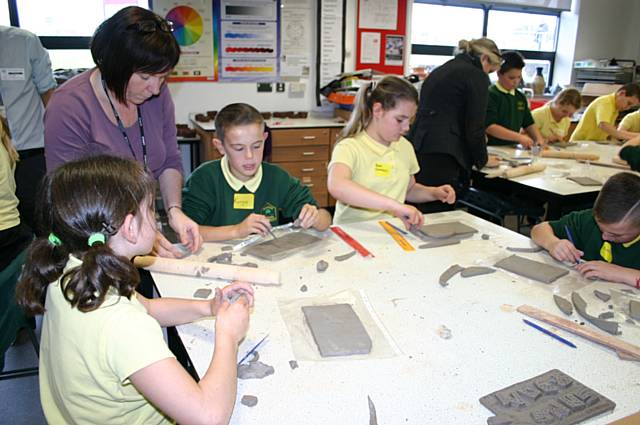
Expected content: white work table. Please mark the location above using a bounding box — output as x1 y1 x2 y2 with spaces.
189 112 345 132
151 211 640 424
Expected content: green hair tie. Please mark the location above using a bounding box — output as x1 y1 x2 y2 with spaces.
87 233 106 247
48 233 62 246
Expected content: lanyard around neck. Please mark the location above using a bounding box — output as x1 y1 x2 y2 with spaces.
101 78 148 171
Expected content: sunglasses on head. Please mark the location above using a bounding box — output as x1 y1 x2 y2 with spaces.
128 19 174 34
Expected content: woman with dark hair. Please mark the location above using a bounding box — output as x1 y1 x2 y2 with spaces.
44 6 200 257
408 38 502 213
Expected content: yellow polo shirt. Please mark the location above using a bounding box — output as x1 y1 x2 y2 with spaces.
40 255 175 424
531 103 571 139
619 110 640 132
0 144 19 231
570 93 618 141
329 131 419 224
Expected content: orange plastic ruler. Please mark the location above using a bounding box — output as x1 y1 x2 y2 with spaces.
378 221 415 252
330 226 374 258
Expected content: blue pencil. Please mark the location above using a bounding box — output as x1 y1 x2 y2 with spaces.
238 334 269 365
523 319 577 349
384 220 408 235
564 225 585 264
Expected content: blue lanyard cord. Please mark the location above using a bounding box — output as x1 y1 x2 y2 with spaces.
101 78 148 171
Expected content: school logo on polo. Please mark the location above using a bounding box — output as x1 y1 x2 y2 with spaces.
517 101 526 111
261 202 278 223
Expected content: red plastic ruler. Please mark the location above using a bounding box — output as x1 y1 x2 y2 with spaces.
330 226 374 258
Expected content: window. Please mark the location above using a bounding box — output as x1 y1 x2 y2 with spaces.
0 1 8 25
410 1 560 87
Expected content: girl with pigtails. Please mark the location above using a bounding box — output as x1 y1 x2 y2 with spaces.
327 75 456 228
17 155 254 425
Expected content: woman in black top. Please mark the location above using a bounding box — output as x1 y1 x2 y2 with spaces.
408 38 501 213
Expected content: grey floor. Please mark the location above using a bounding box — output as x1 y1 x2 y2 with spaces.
1 316 46 425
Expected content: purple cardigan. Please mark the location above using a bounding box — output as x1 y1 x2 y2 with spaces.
44 70 182 178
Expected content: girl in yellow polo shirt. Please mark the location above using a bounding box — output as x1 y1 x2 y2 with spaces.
532 88 581 142
327 76 456 226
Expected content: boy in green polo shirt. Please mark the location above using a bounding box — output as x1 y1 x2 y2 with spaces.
182 103 331 241
485 51 544 149
570 83 640 142
531 172 640 287
618 136 640 171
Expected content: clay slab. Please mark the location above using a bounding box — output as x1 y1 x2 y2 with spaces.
244 232 322 261
419 239 461 249
494 255 569 284
506 246 543 253
480 369 615 425
593 290 611 302
630 300 640 320
553 295 573 316
419 221 477 239
571 292 620 335
567 176 602 186
302 304 372 357
460 266 496 278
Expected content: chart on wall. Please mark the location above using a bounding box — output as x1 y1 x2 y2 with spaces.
153 0 217 81
217 0 280 81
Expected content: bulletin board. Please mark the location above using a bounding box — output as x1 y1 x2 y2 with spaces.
355 0 406 75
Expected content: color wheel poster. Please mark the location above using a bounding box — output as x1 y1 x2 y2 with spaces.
153 0 217 81
218 0 280 82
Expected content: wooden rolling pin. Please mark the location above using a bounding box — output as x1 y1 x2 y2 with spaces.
486 163 546 179
134 256 281 286
518 304 640 361
541 150 600 161
578 158 630 170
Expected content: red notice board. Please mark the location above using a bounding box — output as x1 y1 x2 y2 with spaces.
355 0 407 74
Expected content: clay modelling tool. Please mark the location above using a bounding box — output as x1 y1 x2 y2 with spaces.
238 334 269 365
517 304 640 361
564 226 585 264
540 150 600 161
267 228 277 239
379 221 415 252
232 234 263 252
330 226 374 258
133 256 280 285
383 220 408 235
522 319 577 349
578 159 630 170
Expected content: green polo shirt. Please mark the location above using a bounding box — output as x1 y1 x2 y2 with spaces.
619 145 640 172
486 83 534 146
549 209 640 268
182 157 317 226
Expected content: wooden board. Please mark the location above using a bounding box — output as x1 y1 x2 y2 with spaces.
517 304 640 361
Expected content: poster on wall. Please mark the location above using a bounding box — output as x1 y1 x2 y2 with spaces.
218 0 280 81
280 0 312 79
319 0 344 87
153 0 217 81
384 35 403 66
360 32 380 64
358 0 397 30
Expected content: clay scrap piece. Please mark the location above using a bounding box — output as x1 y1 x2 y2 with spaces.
481 234 490 240
436 325 452 339
207 252 232 264
571 292 620 335
334 251 356 262
439 264 464 287
241 395 258 407
288 360 298 370
418 239 461 249
598 311 614 319
494 255 569 284
506 245 543 253
480 369 615 425
221 245 233 252
244 232 322 261
630 300 640 321
301 304 372 357
553 295 573 316
368 396 378 425
460 266 496 278
237 352 275 380
299 284 308 292
593 290 611 302
316 259 329 272
419 221 477 239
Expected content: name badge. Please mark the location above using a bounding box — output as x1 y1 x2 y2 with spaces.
233 193 254 210
0 68 26 81
374 162 393 177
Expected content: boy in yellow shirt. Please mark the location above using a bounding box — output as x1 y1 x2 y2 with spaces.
532 88 581 143
617 109 640 139
570 83 640 141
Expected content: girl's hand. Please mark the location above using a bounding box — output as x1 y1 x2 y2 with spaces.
168 208 203 253
214 296 250 345
432 185 456 204
210 281 255 316
548 239 583 263
391 203 424 229
297 204 319 229
153 231 183 258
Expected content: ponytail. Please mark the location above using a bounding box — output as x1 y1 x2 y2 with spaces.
339 76 418 141
455 37 501 67
0 116 18 167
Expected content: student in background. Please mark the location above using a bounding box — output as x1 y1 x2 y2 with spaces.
17 155 253 425
0 117 32 271
183 103 331 241
570 83 640 142
408 38 502 213
617 135 640 171
616 109 640 139
531 88 582 143
531 172 640 287
328 76 456 227
486 51 545 149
